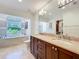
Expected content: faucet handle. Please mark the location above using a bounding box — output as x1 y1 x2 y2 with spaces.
64 34 71 40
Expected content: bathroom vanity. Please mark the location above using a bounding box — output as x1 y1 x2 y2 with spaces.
30 34 79 59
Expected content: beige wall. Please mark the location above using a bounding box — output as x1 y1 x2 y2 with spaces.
45 3 79 37
63 5 79 37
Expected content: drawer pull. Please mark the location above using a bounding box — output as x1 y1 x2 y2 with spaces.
52 46 55 49
55 48 57 51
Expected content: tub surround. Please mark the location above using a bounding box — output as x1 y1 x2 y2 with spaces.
0 36 27 48
0 35 27 39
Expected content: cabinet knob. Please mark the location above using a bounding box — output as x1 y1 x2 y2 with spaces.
38 41 40 43
52 46 55 49
55 48 58 51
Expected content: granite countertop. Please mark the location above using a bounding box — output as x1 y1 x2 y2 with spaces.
32 34 79 55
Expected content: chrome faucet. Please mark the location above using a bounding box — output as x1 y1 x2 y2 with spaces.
57 34 72 41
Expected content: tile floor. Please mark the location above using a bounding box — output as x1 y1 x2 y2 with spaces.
0 43 35 59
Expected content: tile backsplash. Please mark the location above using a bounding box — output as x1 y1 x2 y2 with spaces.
63 25 79 38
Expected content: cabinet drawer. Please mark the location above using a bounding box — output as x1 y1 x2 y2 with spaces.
37 54 45 59
37 40 46 59
38 41 45 48
38 49 45 55
38 40 45 45
38 47 45 52
38 44 45 50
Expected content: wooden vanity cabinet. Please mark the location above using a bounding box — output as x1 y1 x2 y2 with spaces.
30 36 79 59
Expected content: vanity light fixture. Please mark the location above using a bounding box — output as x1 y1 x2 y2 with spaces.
18 0 22 2
39 9 47 15
61 6 66 9
58 0 77 8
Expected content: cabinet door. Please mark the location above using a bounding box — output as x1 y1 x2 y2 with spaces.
58 48 74 59
46 43 52 59
52 47 58 59
46 43 58 59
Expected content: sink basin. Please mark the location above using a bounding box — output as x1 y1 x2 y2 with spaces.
52 39 73 46
52 38 79 46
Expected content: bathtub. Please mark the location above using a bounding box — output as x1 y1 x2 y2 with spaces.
0 36 29 48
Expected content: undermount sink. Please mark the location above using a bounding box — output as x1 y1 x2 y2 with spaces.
53 37 79 45
51 39 73 46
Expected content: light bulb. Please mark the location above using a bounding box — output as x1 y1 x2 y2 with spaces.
61 6 66 9
18 0 22 2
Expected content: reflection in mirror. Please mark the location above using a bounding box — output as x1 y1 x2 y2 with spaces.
56 20 63 35
38 0 63 34
39 21 53 33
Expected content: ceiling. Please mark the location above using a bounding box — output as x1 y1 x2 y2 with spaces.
39 0 79 22
0 0 78 17
0 0 51 13
39 0 62 22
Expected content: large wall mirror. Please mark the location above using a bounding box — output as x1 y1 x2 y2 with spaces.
38 0 63 34
38 0 79 38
